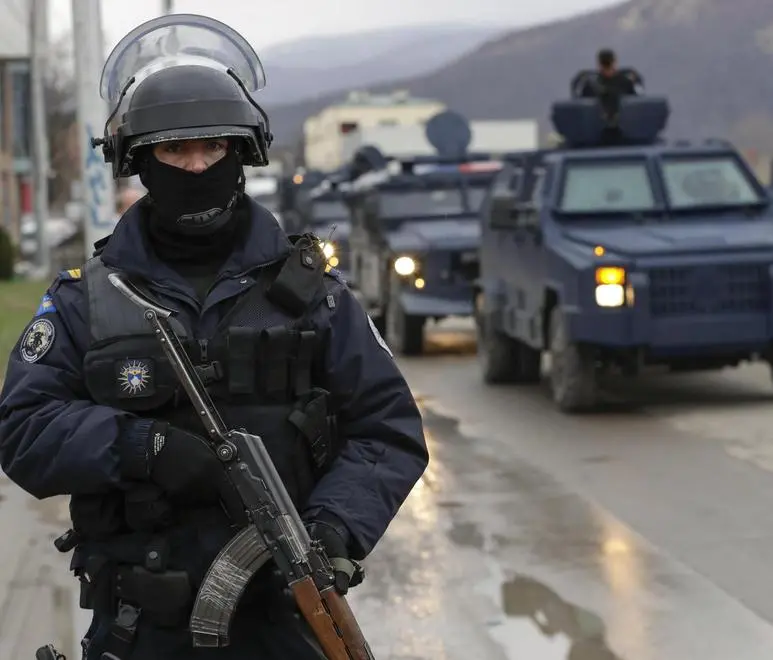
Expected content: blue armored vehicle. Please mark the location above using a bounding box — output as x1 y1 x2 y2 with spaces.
477 78 773 412
278 168 328 232
295 176 353 281
342 111 502 355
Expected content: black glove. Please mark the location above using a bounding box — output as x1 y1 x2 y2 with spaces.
305 511 364 595
147 423 244 521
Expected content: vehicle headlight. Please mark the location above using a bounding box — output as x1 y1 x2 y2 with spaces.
595 284 625 307
594 266 625 307
394 256 416 276
320 242 335 259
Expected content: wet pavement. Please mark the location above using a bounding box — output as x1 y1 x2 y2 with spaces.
4 320 773 658
347 402 773 659
0 475 75 659
356 320 773 658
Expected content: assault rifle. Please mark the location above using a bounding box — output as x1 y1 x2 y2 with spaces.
107 272 374 659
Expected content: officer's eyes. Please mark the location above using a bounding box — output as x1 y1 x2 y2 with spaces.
206 141 227 152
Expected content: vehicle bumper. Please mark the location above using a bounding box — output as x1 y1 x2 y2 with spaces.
567 262 773 355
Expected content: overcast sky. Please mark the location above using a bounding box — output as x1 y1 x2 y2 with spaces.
45 0 624 52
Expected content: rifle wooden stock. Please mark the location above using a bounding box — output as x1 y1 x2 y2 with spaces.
321 586 373 660
292 577 372 660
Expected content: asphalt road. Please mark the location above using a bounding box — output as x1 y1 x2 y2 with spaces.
349 320 773 659
4 320 773 658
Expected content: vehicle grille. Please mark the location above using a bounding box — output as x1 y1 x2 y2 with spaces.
648 264 769 317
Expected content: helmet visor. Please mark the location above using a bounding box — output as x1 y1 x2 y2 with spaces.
100 13 266 103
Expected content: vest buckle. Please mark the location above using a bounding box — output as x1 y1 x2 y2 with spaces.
195 361 223 385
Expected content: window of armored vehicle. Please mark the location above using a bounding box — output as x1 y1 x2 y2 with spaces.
660 155 763 209
559 160 656 213
380 188 466 218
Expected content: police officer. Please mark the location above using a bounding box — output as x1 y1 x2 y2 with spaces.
572 49 642 100
0 15 427 660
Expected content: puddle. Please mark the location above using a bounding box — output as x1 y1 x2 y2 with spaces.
448 521 485 550
502 576 621 659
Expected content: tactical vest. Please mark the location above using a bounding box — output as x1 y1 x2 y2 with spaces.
81 245 339 512
60 236 343 650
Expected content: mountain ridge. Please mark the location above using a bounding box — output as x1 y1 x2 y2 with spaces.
263 0 773 153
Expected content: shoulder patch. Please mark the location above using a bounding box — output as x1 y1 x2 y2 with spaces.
367 315 393 357
34 293 56 316
19 318 56 363
324 265 346 284
58 268 81 281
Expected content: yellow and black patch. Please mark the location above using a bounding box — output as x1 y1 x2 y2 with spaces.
59 268 82 281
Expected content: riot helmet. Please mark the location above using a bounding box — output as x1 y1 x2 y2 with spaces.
93 14 272 179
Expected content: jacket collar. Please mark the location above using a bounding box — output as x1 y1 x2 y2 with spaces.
99 196 292 282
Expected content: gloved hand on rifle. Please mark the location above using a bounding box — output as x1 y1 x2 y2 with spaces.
305 511 364 595
119 419 244 520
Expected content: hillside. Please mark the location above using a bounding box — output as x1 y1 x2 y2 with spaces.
257 24 504 105
264 0 773 151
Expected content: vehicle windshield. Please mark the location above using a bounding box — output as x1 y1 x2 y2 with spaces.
559 160 656 213
380 188 475 218
660 155 763 209
311 200 349 221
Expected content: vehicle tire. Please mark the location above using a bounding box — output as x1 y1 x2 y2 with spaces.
547 305 598 412
387 299 425 356
475 293 541 384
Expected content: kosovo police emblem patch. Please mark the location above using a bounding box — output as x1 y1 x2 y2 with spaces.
19 318 55 363
117 359 153 397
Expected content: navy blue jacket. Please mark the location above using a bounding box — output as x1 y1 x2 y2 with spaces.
0 197 428 557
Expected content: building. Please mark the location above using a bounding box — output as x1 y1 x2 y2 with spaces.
303 90 446 170
339 119 539 163
0 12 32 243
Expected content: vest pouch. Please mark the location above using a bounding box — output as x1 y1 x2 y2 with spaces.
83 335 179 412
288 387 337 475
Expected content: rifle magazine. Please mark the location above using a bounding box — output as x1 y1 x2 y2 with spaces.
189 526 272 647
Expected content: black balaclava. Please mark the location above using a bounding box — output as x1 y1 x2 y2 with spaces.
140 147 243 237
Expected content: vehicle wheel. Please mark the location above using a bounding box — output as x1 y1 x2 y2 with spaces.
475 293 541 384
387 299 425 356
547 306 598 412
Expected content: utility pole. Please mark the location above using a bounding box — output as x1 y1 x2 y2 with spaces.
30 0 50 277
162 0 173 13
71 0 116 257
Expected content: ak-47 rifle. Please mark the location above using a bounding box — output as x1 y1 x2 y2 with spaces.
108 272 374 659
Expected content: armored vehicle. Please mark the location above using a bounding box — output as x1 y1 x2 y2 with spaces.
477 76 773 412
294 177 353 281
277 168 328 232
342 111 502 355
